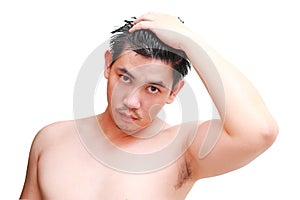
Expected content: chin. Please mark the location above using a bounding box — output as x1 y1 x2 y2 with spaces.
116 121 150 135
118 125 142 135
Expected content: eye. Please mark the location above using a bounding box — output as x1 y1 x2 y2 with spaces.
120 75 131 83
147 86 160 94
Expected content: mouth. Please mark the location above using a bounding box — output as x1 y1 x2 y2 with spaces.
118 111 140 122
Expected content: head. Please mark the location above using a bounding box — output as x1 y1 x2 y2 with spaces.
104 18 191 134
109 18 191 88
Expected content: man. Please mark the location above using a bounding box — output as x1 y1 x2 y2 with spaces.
20 13 278 200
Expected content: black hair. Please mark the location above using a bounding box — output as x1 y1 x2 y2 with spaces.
109 17 191 88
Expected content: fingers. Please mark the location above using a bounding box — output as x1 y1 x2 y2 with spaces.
133 12 157 24
129 12 184 33
130 12 172 33
129 20 153 33
129 12 157 32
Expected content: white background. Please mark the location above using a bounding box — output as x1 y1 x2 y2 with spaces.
1 0 299 199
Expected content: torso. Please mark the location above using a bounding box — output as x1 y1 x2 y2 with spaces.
37 120 196 200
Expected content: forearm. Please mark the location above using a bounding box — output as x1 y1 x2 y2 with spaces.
181 33 278 138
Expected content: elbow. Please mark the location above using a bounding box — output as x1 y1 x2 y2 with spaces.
259 119 279 148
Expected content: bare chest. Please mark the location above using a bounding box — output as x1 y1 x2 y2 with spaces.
37 140 193 200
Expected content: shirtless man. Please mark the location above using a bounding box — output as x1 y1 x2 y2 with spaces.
20 13 278 200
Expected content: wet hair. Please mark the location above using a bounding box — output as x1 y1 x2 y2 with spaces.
109 17 191 87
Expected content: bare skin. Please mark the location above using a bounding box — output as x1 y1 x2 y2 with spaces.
21 120 195 200
20 13 278 200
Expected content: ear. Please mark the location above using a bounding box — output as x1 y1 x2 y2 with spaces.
104 50 112 79
166 80 185 104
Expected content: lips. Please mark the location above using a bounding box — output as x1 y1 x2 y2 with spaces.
118 111 140 122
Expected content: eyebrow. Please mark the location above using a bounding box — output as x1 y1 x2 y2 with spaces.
117 68 135 79
147 81 167 88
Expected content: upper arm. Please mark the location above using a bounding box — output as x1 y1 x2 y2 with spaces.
187 119 275 180
20 121 73 199
20 131 44 199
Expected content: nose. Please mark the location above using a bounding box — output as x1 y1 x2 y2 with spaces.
123 89 141 109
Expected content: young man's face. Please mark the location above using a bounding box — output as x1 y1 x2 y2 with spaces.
104 50 183 134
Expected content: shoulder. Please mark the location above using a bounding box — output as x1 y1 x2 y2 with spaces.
20 120 77 199
162 121 203 153
31 120 77 156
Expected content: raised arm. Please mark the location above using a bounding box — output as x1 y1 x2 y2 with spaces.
130 12 278 179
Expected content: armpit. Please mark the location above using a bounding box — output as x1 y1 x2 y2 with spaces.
174 159 192 189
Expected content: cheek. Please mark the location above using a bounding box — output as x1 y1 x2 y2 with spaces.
107 79 126 104
142 100 164 118
144 92 173 117
149 104 164 116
